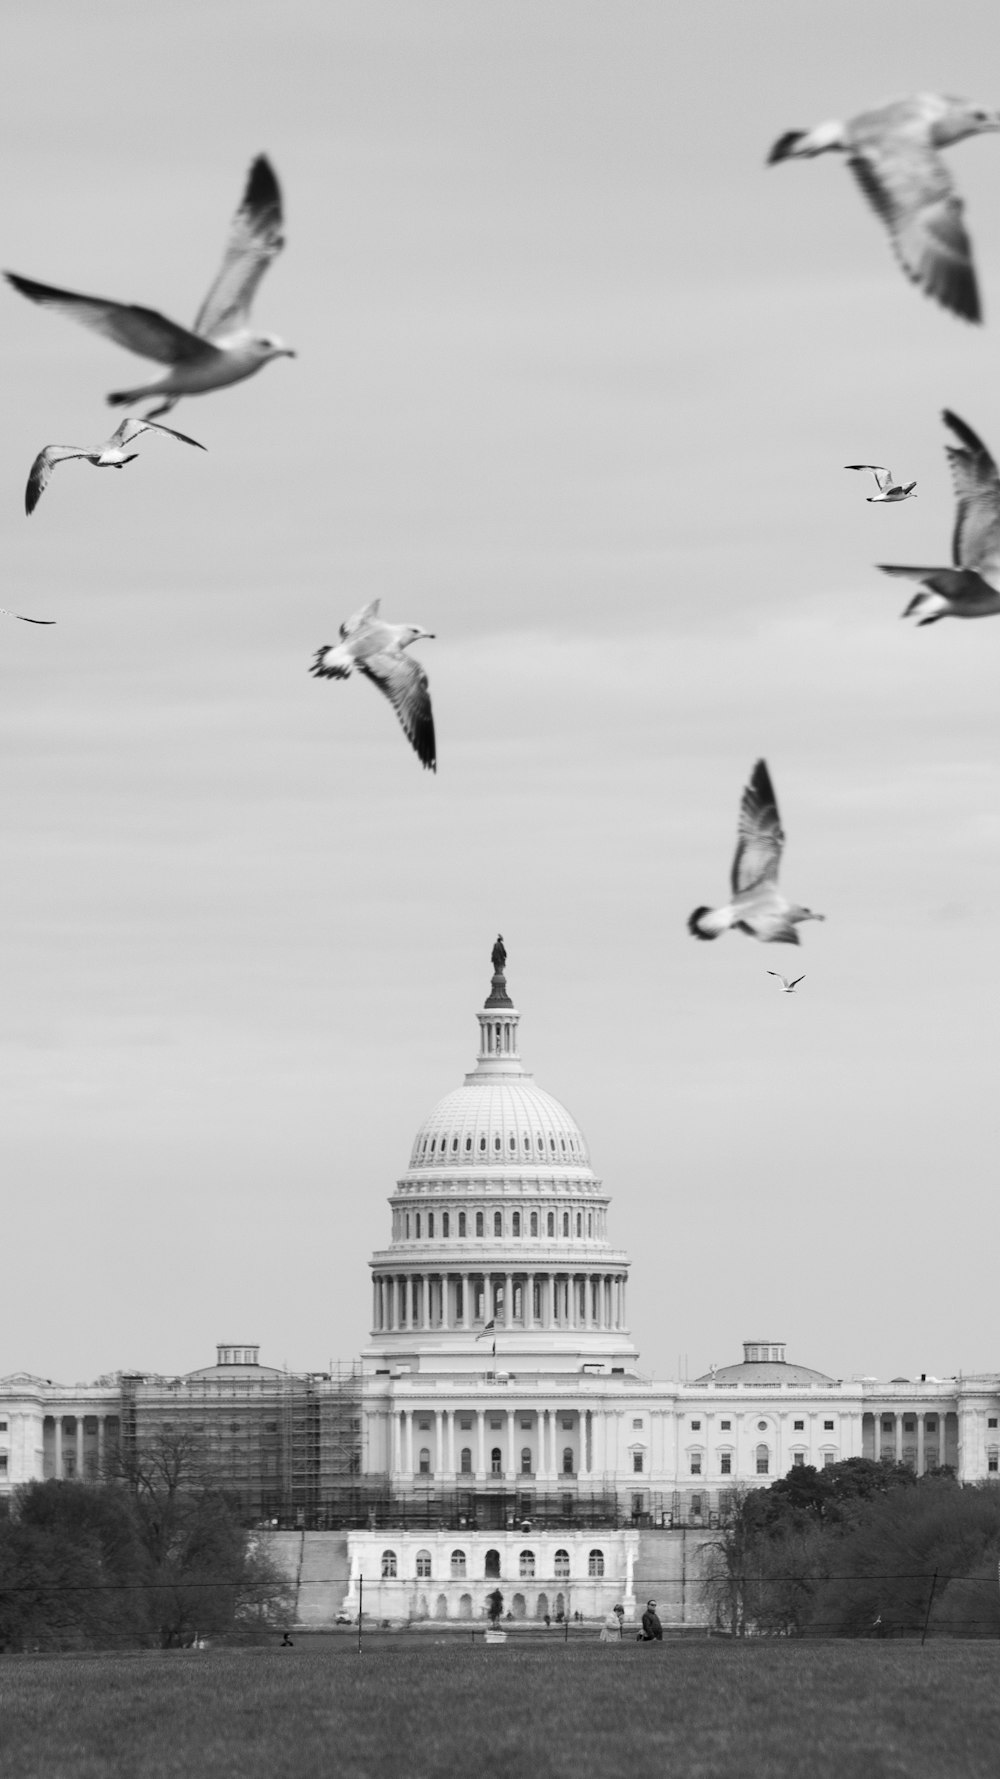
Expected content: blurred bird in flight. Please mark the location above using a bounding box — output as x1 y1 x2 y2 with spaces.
25 416 205 515
5 155 294 416
688 759 824 945
768 94 1000 322
310 599 437 773
845 464 916 502
767 971 805 993
879 409 1000 622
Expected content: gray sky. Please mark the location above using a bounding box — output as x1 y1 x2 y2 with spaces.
3 0 1000 1388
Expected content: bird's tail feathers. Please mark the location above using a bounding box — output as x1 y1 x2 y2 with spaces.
107 386 177 417
687 905 730 941
310 646 352 680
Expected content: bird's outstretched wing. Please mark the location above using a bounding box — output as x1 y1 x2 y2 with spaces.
846 464 891 489
0 606 55 623
193 156 284 341
846 139 979 321
731 759 783 894
340 599 381 640
359 650 436 771
107 416 207 451
25 445 93 515
4 272 217 366
941 409 1000 581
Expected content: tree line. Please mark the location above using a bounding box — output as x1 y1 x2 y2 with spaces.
701 1458 1000 1638
0 1433 293 1652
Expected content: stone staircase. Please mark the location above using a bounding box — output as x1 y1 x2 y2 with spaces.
294 1531 351 1628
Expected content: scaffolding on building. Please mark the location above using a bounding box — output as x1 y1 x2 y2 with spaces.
115 1362 366 1526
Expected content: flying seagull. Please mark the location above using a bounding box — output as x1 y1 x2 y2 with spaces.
768 94 1000 322
310 599 436 772
688 759 824 946
767 971 805 993
878 408 1000 622
845 465 916 502
5 155 294 416
25 416 205 515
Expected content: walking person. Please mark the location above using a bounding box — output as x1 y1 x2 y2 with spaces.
638 1599 662 1641
600 1604 625 1642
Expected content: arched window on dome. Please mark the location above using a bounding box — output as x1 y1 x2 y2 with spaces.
416 1213 421 1238
476 1212 484 1237
512 1211 520 1237
530 1211 538 1236
549 1135 556 1153
493 1135 501 1153
523 1133 530 1152
465 1136 472 1154
588 1550 604 1577
562 1212 569 1237
429 1138 436 1155
452 1135 459 1154
381 1550 397 1579
442 1212 450 1238
509 1133 516 1152
479 1136 486 1154
576 1213 582 1237
537 1133 544 1152
494 1211 502 1237
560 1137 566 1153
458 1211 466 1237
587 1213 592 1237
421 1138 428 1156
491 1448 502 1476
405 1214 411 1238
428 1212 434 1238
547 1212 555 1237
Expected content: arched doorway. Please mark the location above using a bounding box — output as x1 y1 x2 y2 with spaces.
485 1548 501 1578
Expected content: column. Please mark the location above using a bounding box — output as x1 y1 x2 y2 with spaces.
434 1409 444 1476
447 1409 456 1474
406 1275 415 1329
581 1411 591 1476
504 1272 513 1329
461 1272 471 1329
526 1272 535 1328
894 1413 903 1463
76 1418 85 1480
392 1412 402 1474
506 1408 516 1480
404 1410 414 1474
96 1415 105 1477
567 1276 576 1330
441 1275 451 1330
54 1416 63 1480
476 1409 486 1477
916 1412 926 1475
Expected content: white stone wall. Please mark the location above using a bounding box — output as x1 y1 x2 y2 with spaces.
341 1528 639 1624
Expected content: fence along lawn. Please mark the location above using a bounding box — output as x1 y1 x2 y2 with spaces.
1 1638 999 1779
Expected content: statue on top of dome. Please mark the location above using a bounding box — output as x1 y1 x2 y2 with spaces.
491 934 507 976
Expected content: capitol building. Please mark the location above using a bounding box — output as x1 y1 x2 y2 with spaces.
2 942 998 1626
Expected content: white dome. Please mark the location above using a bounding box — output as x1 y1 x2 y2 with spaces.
407 1076 591 1171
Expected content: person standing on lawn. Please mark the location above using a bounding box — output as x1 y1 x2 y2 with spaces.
639 1600 662 1641
600 1604 625 1642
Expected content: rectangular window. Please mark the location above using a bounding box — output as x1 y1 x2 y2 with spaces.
632 1453 644 1473
520 1419 532 1431
756 1455 769 1475
823 1452 835 1467
442 1212 449 1238
720 1454 731 1475
459 1417 472 1431
691 1494 702 1516
988 1418 998 1429
988 1452 998 1473
0 1421 7 1432
428 1212 434 1237
690 1420 701 1431
903 1420 915 1433
720 1420 730 1431
632 1418 643 1430
882 1417 893 1432
690 1455 701 1475
926 1419 937 1433
0 1455 7 1474
823 1421 834 1431
489 1417 502 1431
792 1452 805 1467
560 1418 573 1430
793 1420 804 1431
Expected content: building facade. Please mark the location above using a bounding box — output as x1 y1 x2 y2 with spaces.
2 942 998 1625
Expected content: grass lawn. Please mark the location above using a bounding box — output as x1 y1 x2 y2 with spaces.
1 1637 998 1779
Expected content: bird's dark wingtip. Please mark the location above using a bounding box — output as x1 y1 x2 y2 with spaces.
687 907 715 940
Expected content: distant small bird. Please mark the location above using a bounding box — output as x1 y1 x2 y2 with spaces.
845 465 916 502
311 598 436 772
879 408 1000 622
25 416 205 515
5 155 294 416
767 971 805 993
688 759 824 946
768 94 1000 321
0 608 54 624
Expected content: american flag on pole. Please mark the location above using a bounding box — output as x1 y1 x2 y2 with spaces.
476 1319 496 1359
